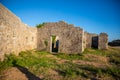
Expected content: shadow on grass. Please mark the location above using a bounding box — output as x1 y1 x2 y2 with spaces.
14 64 41 80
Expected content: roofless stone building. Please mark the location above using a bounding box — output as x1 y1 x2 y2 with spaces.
0 4 108 61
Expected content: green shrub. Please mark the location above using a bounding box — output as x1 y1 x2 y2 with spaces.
52 35 56 43
36 22 46 28
44 40 48 47
0 54 18 72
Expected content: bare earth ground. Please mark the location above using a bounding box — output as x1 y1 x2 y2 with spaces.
0 47 120 80
0 67 28 80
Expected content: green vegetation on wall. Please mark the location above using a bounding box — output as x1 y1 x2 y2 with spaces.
36 22 46 28
52 35 56 43
44 40 48 47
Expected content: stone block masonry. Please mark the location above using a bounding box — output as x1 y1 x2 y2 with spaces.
98 33 108 49
0 3 108 60
37 21 84 54
0 4 37 61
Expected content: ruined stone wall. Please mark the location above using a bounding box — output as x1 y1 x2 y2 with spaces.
83 32 92 49
83 32 98 49
37 21 83 54
0 3 109 60
0 4 37 60
83 32 108 49
98 33 108 49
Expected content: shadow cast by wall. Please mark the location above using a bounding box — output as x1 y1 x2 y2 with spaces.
14 64 41 80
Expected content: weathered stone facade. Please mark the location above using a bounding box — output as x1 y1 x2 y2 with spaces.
98 33 108 49
37 21 84 54
0 4 37 60
83 32 92 49
0 4 108 60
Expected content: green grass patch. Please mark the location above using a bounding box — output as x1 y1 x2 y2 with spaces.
0 54 18 73
83 48 116 57
17 51 56 68
108 52 120 66
0 51 55 73
0 48 120 80
55 53 86 60
79 64 120 79
55 61 83 78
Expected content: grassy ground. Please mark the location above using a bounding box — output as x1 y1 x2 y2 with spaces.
0 47 120 80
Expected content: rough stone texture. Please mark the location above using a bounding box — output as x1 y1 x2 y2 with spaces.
0 4 37 60
98 33 108 49
0 3 108 60
83 32 92 49
37 21 84 54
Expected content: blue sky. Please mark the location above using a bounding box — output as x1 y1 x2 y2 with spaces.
0 0 120 41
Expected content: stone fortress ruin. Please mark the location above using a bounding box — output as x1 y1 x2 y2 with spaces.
0 4 108 60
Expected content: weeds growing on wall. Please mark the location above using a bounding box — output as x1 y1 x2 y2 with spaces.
52 35 56 43
36 22 46 28
44 40 48 47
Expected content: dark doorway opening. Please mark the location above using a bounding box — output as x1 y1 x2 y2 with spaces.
92 36 98 48
52 36 59 52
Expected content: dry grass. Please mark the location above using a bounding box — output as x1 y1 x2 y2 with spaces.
0 47 120 80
